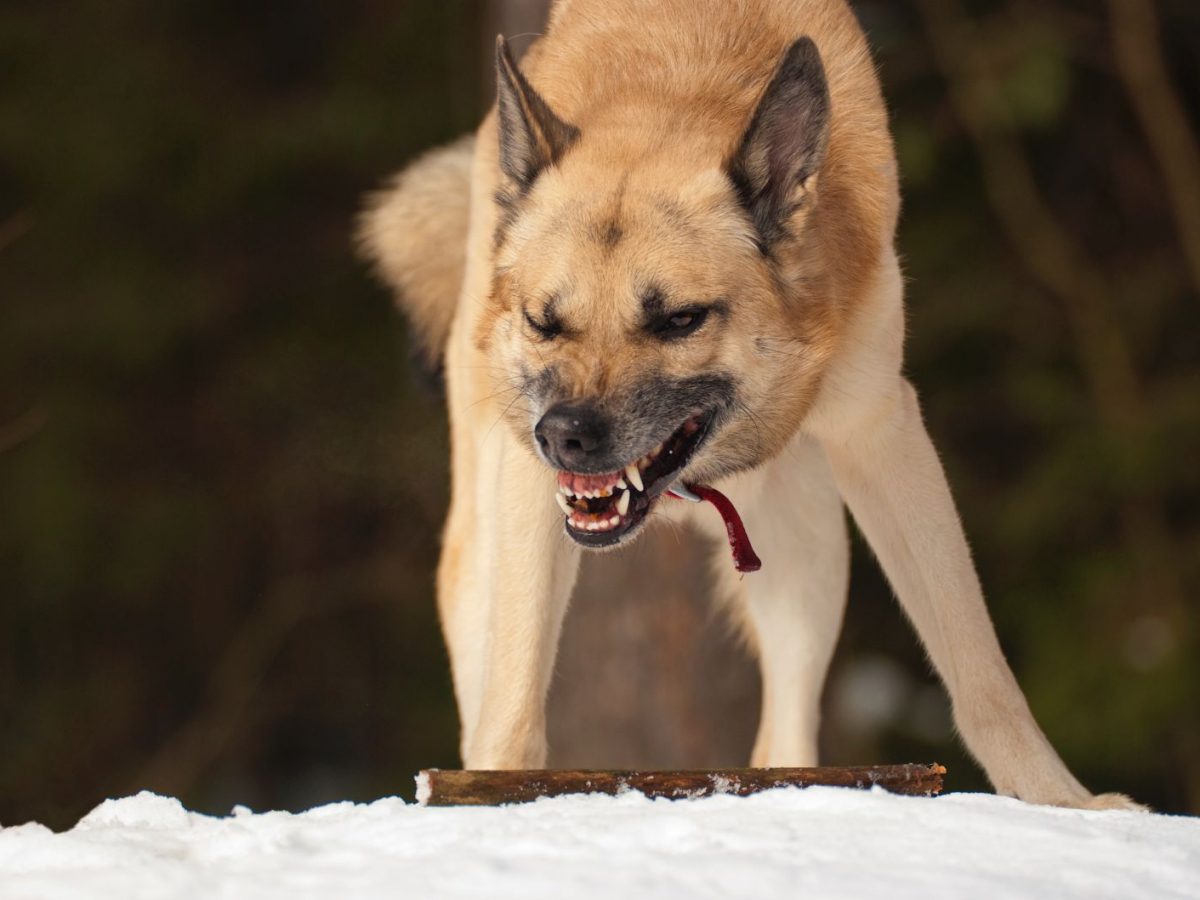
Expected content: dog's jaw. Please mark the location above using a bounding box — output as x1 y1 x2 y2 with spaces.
552 413 713 548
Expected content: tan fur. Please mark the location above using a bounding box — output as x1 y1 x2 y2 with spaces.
363 0 1142 811
357 135 474 367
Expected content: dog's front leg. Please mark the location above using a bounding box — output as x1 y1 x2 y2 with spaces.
814 377 1138 810
462 440 581 770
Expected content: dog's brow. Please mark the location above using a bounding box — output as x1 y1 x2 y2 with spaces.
640 288 667 321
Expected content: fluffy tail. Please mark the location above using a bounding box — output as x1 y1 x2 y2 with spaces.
357 134 475 372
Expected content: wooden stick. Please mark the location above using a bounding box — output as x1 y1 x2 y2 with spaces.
416 763 946 807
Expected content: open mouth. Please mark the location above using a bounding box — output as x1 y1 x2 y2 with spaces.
553 413 713 548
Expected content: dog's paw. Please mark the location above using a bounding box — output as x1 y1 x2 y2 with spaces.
1073 792 1150 813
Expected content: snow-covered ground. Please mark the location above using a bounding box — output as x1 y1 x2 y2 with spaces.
1 787 1197 899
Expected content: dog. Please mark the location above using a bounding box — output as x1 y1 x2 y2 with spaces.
361 0 1139 809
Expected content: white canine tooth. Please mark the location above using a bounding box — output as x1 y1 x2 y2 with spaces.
609 516 620 527
625 464 643 492
556 493 573 516
616 490 630 517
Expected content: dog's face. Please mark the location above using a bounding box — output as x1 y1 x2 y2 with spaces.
481 38 835 548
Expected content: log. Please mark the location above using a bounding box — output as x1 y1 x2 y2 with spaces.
416 763 946 806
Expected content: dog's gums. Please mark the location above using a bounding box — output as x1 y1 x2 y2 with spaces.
550 414 762 572
553 414 710 547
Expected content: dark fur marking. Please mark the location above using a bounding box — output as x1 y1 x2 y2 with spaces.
640 287 667 322
531 371 738 474
493 186 522 249
593 218 623 249
522 364 562 406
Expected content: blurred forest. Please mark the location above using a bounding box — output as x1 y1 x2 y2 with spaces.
1 0 1197 829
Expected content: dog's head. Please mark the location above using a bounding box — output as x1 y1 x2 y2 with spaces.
480 37 838 548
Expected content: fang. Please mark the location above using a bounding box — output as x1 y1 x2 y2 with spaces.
625 464 644 492
616 490 630 516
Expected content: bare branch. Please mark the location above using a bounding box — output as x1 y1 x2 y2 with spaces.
916 0 1143 430
914 0 1186 613
1108 0 1200 298
124 550 411 797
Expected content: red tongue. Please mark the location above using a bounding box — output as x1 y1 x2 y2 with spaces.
669 483 762 574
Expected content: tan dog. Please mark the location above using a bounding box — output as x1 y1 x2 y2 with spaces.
362 0 1139 809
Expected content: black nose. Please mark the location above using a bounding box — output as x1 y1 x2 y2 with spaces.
535 402 611 471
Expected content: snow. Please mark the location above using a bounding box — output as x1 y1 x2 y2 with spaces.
2 788 1198 900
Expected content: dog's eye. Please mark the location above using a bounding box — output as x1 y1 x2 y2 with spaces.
653 307 708 340
523 307 563 341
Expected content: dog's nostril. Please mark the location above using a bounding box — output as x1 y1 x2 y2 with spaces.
536 402 607 462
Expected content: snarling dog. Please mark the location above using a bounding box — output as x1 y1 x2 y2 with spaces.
361 0 1139 809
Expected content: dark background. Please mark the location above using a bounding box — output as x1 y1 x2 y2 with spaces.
2 0 1197 830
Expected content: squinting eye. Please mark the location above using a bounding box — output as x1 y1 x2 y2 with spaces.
654 307 709 340
523 307 563 340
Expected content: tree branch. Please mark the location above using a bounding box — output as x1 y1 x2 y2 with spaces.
124 550 411 797
914 0 1186 613
1108 0 1200 299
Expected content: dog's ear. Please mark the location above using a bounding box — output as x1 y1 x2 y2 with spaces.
729 38 831 248
495 36 579 189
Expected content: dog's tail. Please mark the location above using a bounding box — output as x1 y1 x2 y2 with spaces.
357 134 475 375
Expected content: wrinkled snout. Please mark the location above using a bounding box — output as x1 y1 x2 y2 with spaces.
534 401 615 472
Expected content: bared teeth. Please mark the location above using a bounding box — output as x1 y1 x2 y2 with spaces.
625 464 643 492
616 489 630 516
556 493 573 516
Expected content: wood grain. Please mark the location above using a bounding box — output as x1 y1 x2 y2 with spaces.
417 764 946 806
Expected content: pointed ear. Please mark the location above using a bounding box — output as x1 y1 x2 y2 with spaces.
495 36 579 189
728 38 831 248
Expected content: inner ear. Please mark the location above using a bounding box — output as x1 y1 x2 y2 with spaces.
728 37 831 249
495 36 580 190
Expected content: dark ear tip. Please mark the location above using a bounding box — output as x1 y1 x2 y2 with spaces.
785 36 824 71
496 34 512 68
788 36 819 56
